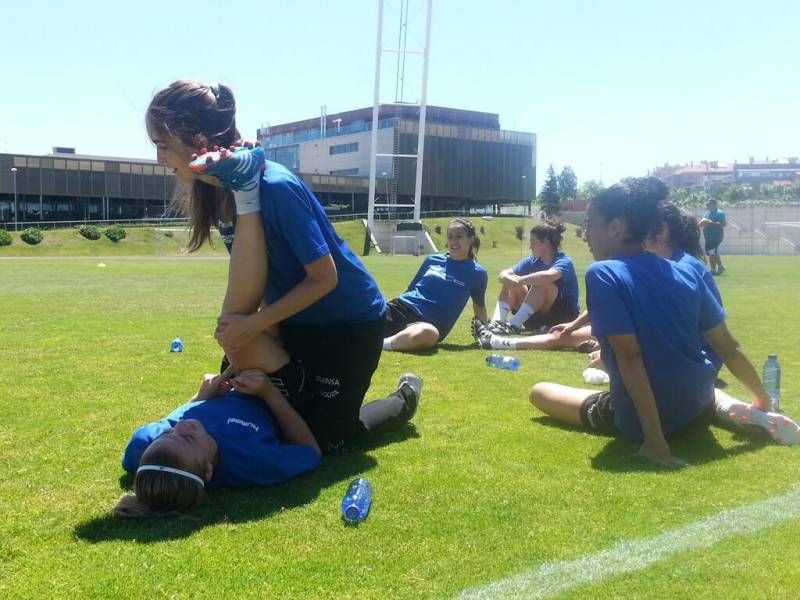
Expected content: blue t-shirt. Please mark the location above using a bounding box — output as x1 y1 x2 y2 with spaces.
672 250 723 371
703 208 726 244
511 252 580 316
586 252 725 440
396 253 488 340
219 161 385 326
121 391 320 488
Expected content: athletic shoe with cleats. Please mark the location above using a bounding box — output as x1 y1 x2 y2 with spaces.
487 320 521 335
471 318 493 349
189 142 265 191
724 403 800 445
397 373 422 419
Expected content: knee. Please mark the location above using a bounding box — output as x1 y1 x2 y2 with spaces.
530 382 550 407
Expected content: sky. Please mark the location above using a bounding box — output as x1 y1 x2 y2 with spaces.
2 0 799 187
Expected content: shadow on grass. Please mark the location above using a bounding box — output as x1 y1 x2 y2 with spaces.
532 416 770 473
75 425 419 544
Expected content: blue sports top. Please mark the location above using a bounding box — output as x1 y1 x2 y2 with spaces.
218 160 385 326
672 249 723 371
511 252 580 315
122 391 320 488
586 252 725 441
395 253 488 340
703 208 726 244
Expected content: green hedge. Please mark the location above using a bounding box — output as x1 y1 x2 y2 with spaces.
20 227 43 245
104 225 127 242
0 229 11 246
79 224 102 240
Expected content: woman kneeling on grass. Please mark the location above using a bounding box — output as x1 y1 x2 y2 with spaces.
530 177 800 467
146 80 420 456
382 218 488 352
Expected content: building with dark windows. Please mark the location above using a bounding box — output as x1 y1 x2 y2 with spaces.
0 106 536 226
258 105 536 215
0 148 176 226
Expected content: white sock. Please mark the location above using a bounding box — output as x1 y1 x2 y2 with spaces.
233 185 261 215
383 338 394 351
490 334 517 350
509 303 534 329
492 301 510 321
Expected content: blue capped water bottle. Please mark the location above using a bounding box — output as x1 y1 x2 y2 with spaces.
170 337 183 353
486 354 519 371
341 477 372 524
762 354 781 412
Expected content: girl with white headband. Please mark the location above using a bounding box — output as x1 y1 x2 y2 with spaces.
114 357 321 517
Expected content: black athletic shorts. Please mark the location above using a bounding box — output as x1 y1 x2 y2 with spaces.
579 393 717 437
382 298 427 338
277 316 384 454
580 392 617 435
704 239 722 256
524 290 579 332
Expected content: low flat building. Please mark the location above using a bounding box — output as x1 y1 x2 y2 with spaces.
0 148 175 225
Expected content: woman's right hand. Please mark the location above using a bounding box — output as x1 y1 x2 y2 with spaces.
635 437 688 469
230 369 270 398
549 321 574 335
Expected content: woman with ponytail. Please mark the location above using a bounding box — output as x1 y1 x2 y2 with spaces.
382 218 488 352
146 81 419 456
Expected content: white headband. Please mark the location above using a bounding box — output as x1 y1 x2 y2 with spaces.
136 465 205 487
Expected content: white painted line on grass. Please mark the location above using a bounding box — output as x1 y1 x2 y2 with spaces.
458 486 800 600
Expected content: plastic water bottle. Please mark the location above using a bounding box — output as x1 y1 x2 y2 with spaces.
341 478 372 524
486 354 520 371
170 337 183 353
762 354 781 412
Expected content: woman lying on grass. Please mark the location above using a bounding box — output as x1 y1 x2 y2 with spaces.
530 177 800 468
114 364 320 517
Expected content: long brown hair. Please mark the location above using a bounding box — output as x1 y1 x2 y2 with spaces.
146 80 241 251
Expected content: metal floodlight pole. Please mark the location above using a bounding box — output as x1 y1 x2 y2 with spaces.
11 167 18 231
412 0 433 223
367 0 385 230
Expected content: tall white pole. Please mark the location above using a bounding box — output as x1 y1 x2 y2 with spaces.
412 0 433 223
11 167 18 231
367 0 385 230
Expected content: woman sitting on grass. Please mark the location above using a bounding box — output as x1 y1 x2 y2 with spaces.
487 218 580 335
530 177 800 468
382 218 488 352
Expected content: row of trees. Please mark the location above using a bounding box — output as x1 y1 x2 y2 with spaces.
537 166 800 215
669 181 800 207
538 164 603 215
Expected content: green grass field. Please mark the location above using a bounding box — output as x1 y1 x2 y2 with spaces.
1 218 799 599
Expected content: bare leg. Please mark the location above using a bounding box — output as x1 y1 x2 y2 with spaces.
530 382 598 427
221 212 266 316
515 326 594 351
523 282 559 314
384 322 440 352
225 330 289 374
500 282 528 312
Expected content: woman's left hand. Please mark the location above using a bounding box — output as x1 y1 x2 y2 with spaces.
195 368 233 401
215 313 258 353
